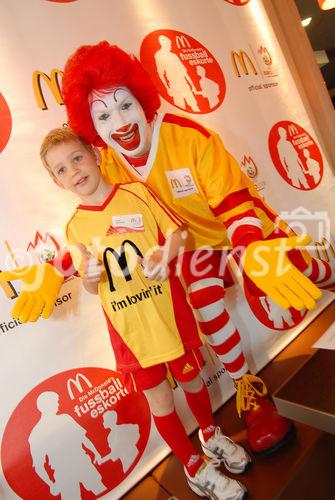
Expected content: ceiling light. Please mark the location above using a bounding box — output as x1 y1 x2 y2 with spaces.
301 17 312 26
318 0 335 10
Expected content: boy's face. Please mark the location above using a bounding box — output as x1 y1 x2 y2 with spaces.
89 87 152 158
46 140 101 198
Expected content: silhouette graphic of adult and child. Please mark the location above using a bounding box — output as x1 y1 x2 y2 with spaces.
29 391 140 499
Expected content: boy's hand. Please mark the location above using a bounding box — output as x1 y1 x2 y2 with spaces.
77 243 103 282
243 235 322 310
141 248 170 282
0 263 64 322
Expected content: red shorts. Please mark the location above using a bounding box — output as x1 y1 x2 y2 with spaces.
128 348 204 391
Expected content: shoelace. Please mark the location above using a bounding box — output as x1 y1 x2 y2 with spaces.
236 374 268 417
212 427 236 455
201 458 231 489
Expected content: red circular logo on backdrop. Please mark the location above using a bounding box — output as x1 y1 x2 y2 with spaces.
46 1 77 3
223 0 251 5
0 92 12 153
244 285 307 330
140 30 226 114
1 367 151 499
268 121 323 191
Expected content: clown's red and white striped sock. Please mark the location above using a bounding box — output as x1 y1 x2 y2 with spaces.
303 258 335 293
188 278 248 379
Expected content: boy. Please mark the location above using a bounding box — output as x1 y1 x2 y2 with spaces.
40 127 250 500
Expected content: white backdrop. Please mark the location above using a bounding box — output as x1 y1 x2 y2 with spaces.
0 0 334 498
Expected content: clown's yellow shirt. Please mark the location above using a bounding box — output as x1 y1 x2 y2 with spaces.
100 113 284 252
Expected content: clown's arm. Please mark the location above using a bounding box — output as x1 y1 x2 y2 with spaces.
197 132 322 310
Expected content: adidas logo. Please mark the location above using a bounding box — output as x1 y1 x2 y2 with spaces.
106 225 115 236
182 363 194 375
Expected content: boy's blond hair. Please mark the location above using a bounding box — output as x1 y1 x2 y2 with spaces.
40 127 94 176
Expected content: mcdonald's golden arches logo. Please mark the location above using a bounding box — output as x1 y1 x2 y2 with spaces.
67 373 93 399
32 69 64 110
175 35 191 49
231 50 258 77
104 240 143 292
288 124 299 136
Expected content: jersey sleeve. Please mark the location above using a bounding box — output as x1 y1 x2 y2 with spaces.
196 131 264 247
65 218 85 277
138 183 186 239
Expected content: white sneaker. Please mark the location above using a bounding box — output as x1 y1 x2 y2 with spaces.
185 458 247 500
199 427 251 474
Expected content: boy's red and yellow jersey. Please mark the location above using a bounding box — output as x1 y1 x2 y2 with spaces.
66 182 201 372
100 113 283 252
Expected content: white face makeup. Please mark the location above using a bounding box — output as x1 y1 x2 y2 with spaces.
89 87 153 158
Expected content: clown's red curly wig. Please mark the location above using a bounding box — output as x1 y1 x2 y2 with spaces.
62 41 161 147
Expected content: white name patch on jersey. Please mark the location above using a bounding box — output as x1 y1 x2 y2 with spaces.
110 214 144 234
165 168 199 198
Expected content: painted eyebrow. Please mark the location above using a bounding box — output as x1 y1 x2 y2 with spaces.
113 88 129 102
90 99 108 108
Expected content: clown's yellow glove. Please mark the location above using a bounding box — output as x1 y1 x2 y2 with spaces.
0 263 64 322
243 235 322 310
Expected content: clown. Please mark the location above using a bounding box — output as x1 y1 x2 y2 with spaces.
60 40 328 456
2 42 335 458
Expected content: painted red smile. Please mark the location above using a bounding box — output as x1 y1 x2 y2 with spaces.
111 123 140 151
